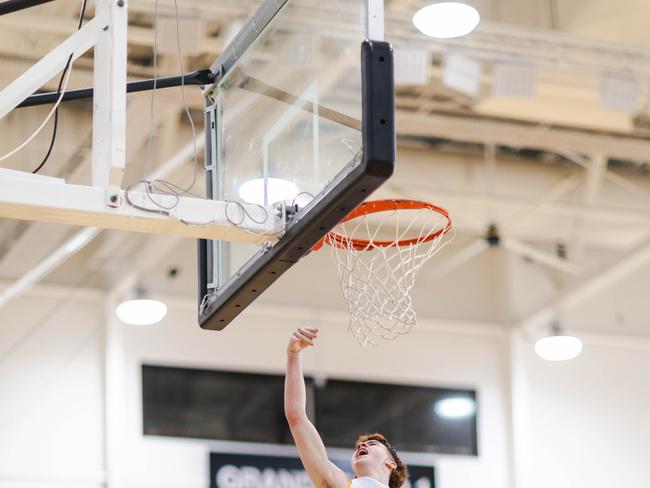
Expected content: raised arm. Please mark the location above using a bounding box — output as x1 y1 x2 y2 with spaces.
285 327 349 488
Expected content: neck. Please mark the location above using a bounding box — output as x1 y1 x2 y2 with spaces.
356 469 390 486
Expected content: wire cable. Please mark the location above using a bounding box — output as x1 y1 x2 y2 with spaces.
0 0 88 166
171 0 199 193
31 0 89 174
138 0 201 219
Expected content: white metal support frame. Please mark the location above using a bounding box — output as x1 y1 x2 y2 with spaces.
0 13 108 119
0 0 127 187
0 168 282 243
367 0 384 40
0 0 281 247
0 138 284 313
92 0 128 188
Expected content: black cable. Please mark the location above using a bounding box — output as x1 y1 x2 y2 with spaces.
31 0 88 174
31 58 69 174
0 0 56 16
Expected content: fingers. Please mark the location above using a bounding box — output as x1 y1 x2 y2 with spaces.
292 327 319 346
293 331 314 346
298 327 318 339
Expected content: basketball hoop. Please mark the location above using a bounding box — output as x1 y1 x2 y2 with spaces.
317 199 453 346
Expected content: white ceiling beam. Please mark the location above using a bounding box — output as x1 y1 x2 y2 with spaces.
501 238 582 276
0 11 223 54
518 238 650 331
558 148 650 205
583 153 608 204
500 172 584 233
427 238 490 281
570 152 607 261
396 111 650 163
387 16 650 75
0 227 99 308
128 0 255 18
405 181 650 225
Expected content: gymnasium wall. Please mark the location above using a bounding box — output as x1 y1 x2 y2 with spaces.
0 286 649 488
511 331 650 488
0 287 104 487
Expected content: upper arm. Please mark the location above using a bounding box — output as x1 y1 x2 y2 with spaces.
288 415 350 488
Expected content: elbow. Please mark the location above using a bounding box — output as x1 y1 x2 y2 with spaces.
284 405 305 426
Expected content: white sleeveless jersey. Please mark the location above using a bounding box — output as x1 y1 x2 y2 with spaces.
348 477 389 488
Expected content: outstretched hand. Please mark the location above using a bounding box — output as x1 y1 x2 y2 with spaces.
287 326 319 353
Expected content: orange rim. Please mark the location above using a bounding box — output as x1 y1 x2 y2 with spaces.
315 199 452 251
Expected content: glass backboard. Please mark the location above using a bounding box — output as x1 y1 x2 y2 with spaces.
198 0 394 330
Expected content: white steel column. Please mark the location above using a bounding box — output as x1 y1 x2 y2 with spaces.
103 283 129 488
571 152 607 261
367 0 384 40
92 0 128 187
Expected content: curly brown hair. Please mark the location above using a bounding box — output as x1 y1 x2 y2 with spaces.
354 433 408 488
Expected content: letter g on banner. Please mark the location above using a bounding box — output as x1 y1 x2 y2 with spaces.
216 465 240 488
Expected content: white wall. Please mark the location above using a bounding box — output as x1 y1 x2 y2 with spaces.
1 286 649 488
115 299 512 488
0 287 104 488
512 331 650 488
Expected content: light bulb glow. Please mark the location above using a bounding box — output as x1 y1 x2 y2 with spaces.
534 335 583 362
413 2 480 39
238 177 299 206
116 299 167 325
434 397 476 419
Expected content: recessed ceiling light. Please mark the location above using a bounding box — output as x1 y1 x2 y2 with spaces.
413 2 480 39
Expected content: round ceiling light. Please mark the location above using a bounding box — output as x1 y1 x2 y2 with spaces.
238 177 299 206
116 298 167 325
534 334 583 362
413 2 480 39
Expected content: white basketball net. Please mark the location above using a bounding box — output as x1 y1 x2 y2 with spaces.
327 202 453 346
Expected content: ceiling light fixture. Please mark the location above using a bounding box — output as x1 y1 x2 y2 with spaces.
413 2 480 39
534 323 583 362
116 286 167 325
238 177 299 206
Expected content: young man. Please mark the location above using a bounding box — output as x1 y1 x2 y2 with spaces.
284 326 408 488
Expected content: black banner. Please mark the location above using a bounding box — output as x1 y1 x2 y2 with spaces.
210 452 435 488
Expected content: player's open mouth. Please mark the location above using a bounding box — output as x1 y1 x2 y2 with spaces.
355 448 368 459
